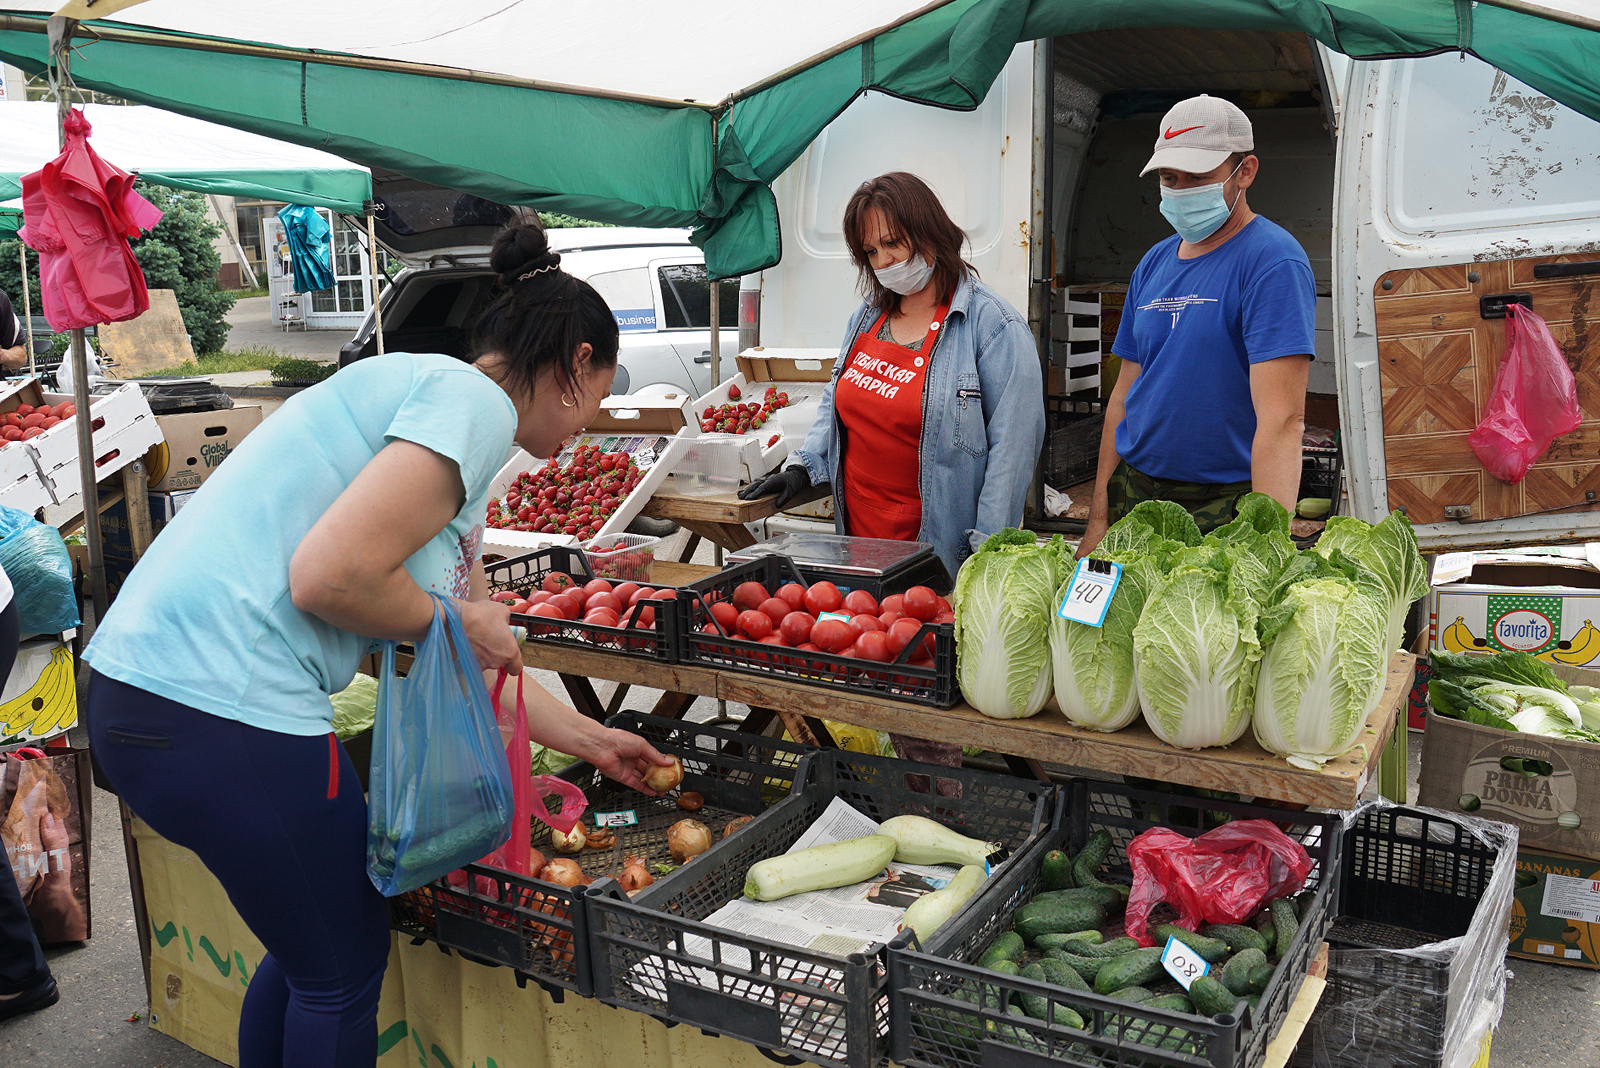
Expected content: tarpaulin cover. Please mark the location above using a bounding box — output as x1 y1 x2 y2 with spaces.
0 1 1594 276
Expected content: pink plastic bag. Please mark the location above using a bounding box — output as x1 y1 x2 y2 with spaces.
1124 820 1312 947
477 669 534 875
1468 303 1582 484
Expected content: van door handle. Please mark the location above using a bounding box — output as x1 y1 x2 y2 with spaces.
695 352 712 364
1533 260 1600 280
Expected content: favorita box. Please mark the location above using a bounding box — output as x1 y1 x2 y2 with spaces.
147 406 264 492
1428 546 1600 666
1509 848 1600 969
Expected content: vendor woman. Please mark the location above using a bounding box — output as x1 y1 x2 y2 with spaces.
82 219 674 1068
741 172 1044 775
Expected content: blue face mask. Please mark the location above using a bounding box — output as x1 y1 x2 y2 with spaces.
1159 160 1244 243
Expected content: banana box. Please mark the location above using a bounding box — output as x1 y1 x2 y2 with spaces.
1428 547 1600 667
0 639 77 745
1508 848 1600 970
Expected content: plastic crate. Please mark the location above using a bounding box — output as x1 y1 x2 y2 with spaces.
582 532 661 583
676 555 958 708
888 780 1345 1068
1298 445 1342 517
389 712 815 997
487 545 681 663
585 749 1059 1068
1045 404 1103 490
1290 804 1515 1068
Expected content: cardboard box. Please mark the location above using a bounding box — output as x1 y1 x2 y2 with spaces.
0 378 60 514
1419 659 1600 860
1509 848 1600 968
1428 546 1600 666
147 405 263 492
0 639 78 744
99 491 193 557
586 394 690 435
685 351 836 479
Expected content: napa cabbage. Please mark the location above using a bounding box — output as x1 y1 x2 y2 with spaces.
953 529 1062 719
1050 550 1163 731
1312 512 1428 652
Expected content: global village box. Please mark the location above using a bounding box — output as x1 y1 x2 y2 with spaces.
1427 545 1600 667
1509 848 1600 969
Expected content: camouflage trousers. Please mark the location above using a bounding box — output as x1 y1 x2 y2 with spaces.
1105 460 1251 534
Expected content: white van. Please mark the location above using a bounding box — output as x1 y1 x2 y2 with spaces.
741 30 1600 553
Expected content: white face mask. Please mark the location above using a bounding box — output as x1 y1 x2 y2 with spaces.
874 253 935 297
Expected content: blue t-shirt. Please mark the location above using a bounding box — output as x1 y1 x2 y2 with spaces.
84 353 517 736
1111 217 1316 484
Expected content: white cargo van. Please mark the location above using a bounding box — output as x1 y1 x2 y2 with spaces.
742 29 1600 553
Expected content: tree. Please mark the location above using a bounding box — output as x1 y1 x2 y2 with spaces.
129 181 237 354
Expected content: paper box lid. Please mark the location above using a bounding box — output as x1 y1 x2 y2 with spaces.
1433 546 1600 590
737 348 836 383
586 393 690 433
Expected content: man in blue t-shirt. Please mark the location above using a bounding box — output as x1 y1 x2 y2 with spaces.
1079 95 1315 555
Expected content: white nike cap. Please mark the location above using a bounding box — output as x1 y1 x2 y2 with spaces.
1139 95 1254 177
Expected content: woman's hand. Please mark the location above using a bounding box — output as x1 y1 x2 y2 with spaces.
458 598 521 673
583 728 677 796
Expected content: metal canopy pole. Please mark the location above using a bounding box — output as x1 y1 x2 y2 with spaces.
48 15 109 618
366 201 384 355
17 242 33 376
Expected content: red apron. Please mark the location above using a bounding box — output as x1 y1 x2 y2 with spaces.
835 305 948 541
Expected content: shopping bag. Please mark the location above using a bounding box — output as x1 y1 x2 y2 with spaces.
365 595 514 897
0 505 80 636
476 668 534 876
1 743 92 943
1468 303 1582 484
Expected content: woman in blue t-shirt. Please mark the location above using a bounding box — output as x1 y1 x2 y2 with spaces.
81 219 674 1068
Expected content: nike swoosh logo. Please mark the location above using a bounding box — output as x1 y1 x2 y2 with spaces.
1164 125 1204 139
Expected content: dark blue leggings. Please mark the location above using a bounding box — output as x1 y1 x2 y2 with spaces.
87 674 389 1068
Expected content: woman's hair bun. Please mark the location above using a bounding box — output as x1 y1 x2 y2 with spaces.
491 220 558 283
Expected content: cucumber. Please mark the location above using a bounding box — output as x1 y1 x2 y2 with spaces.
1056 936 1140 959
912 1006 980 1052
1036 956 1091 993
877 815 1000 868
1042 949 1111 983
1019 963 1087 1027
986 960 1021 977
1014 899 1107 942
1031 930 1103 951
1151 924 1230 964
992 1004 1053 1050
902 865 986 942
1290 888 1317 921
1145 993 1195 1014
1255 911 1277 955
1029 885 1124 912
977 931 1026 969
1203 923 1269 955
1110 985 1155 1003
1072 829 1113 889
1094 947 1165 994
1247 961 1274 995
1270 898 1300 958
1189 975 1243 1018
1040 849 1075 891
743 834 897 900
1219 948 1268 996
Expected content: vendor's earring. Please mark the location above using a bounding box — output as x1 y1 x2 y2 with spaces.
561 393 577 408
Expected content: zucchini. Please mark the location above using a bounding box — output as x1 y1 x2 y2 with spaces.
1031 930 1103 951
1042 949 1111 983
743 834 896 901
1110 985 1155 1003
1189 976 1242 1018
1019 963 1087 1027
1056 935 1140 959
977 931 1026 969
1270 898 1300 958
1151 924 1230 964
1094 947 1165 994
877 816 1000 868
1035 956 1091 993
1072 829 1114 889
1145 993 1195 1014
1219 948 1268 996
1203 923 1269 955
902 865 987 942
1014 899 1107 942
1040 849 1074 891
1247 961 1274 995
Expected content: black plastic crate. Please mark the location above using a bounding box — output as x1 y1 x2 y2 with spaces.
131 377 235 414
585 749 1059 1068
1290 805 1514 1068
889 780 1345 1068
1046 406 1104 490
1298 445 1342 517
733 542 955 598
487 545 681 663
676 555 958 708
390 712 814 996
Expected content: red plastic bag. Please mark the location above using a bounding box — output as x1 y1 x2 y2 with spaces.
1468 303 1582 484
477 669 534 875
1124 820 1312 946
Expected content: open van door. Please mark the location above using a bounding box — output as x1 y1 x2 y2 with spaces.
1336 53 1600 551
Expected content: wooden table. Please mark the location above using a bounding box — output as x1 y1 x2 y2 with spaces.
638 476 827 554
521 620 1415 809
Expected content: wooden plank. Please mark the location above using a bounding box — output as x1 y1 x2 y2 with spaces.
1263 973 1327 1068
649 691 699 720
519 642 721 698
649 560 718 587
561 674 607 722
97 289 193 376
715 652 1415 809
675 517 759 552
640 476 827 524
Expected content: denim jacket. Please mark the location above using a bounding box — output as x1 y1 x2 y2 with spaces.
790 275 1045 576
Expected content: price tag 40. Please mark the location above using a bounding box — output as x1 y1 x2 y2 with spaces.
593 810 638 828
1057 558 1122 628
1160 935 1211 990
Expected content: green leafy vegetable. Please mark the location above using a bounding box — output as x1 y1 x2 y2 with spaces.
1312 512 1428 652
1050 548 1161 731
953 530 1062 719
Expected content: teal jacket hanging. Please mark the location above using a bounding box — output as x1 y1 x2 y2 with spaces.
277 204 333 293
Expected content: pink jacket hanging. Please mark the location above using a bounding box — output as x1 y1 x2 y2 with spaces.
18 108 163 331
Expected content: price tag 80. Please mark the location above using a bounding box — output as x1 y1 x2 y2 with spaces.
1160 935 1211 990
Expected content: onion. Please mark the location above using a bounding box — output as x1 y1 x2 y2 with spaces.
527 847 547 880
618 863 655 893
551 822 588 853
586 828 617 849
542 858 586 887
667 819 712 863
678 791 704 811
723 816 753 839
643 757 684 794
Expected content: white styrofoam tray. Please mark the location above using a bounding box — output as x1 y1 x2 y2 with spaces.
684 372 828 480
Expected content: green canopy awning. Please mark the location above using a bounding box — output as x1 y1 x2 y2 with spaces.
0 1 1593 277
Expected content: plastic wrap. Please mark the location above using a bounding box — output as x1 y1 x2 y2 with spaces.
1293 800 1517 1068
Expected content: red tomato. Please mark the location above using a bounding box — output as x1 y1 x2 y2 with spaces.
586 592 623 615
508 599 531 615
583 607 620 627
934 610 955 625
810 618 853 653
736 609 774 640
530 603 564 619
842 589 879 616
887 618 923 658
879 610 904 629
567 585 592 611
622 603 656 628
936 596 952 615
709 600 739 633
880 593 906 615
40 417 59 429
613 582 641 604
856 630 893 663
20 413 44 429
776 583 807 611
852 613 884 634
803 581 844 615
903 586 940 622
489 591 520 604
542 572 575 595
583 578 614 600
546 592 581 619
628 587 658 606
758 597 791 627
13 403 31 416
650 589 677 600
526 590 554 606
733 581 771 612
837 642 860 659
778 610 815 646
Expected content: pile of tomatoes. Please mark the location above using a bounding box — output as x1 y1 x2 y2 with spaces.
0 401 75 445
698 384 790 435
693 579 952 674
487 444 644 539
493 572 677 650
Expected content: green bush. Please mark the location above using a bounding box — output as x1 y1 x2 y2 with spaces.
271 358 336 385
129 182 237 355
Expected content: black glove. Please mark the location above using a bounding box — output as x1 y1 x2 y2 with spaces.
738 465 811 508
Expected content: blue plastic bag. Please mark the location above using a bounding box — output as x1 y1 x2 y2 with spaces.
366 595 514 896
0 506 80 635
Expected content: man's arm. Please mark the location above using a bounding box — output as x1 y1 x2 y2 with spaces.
1248 355 1310 512
1077 359 1140 558
0 344 26 370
